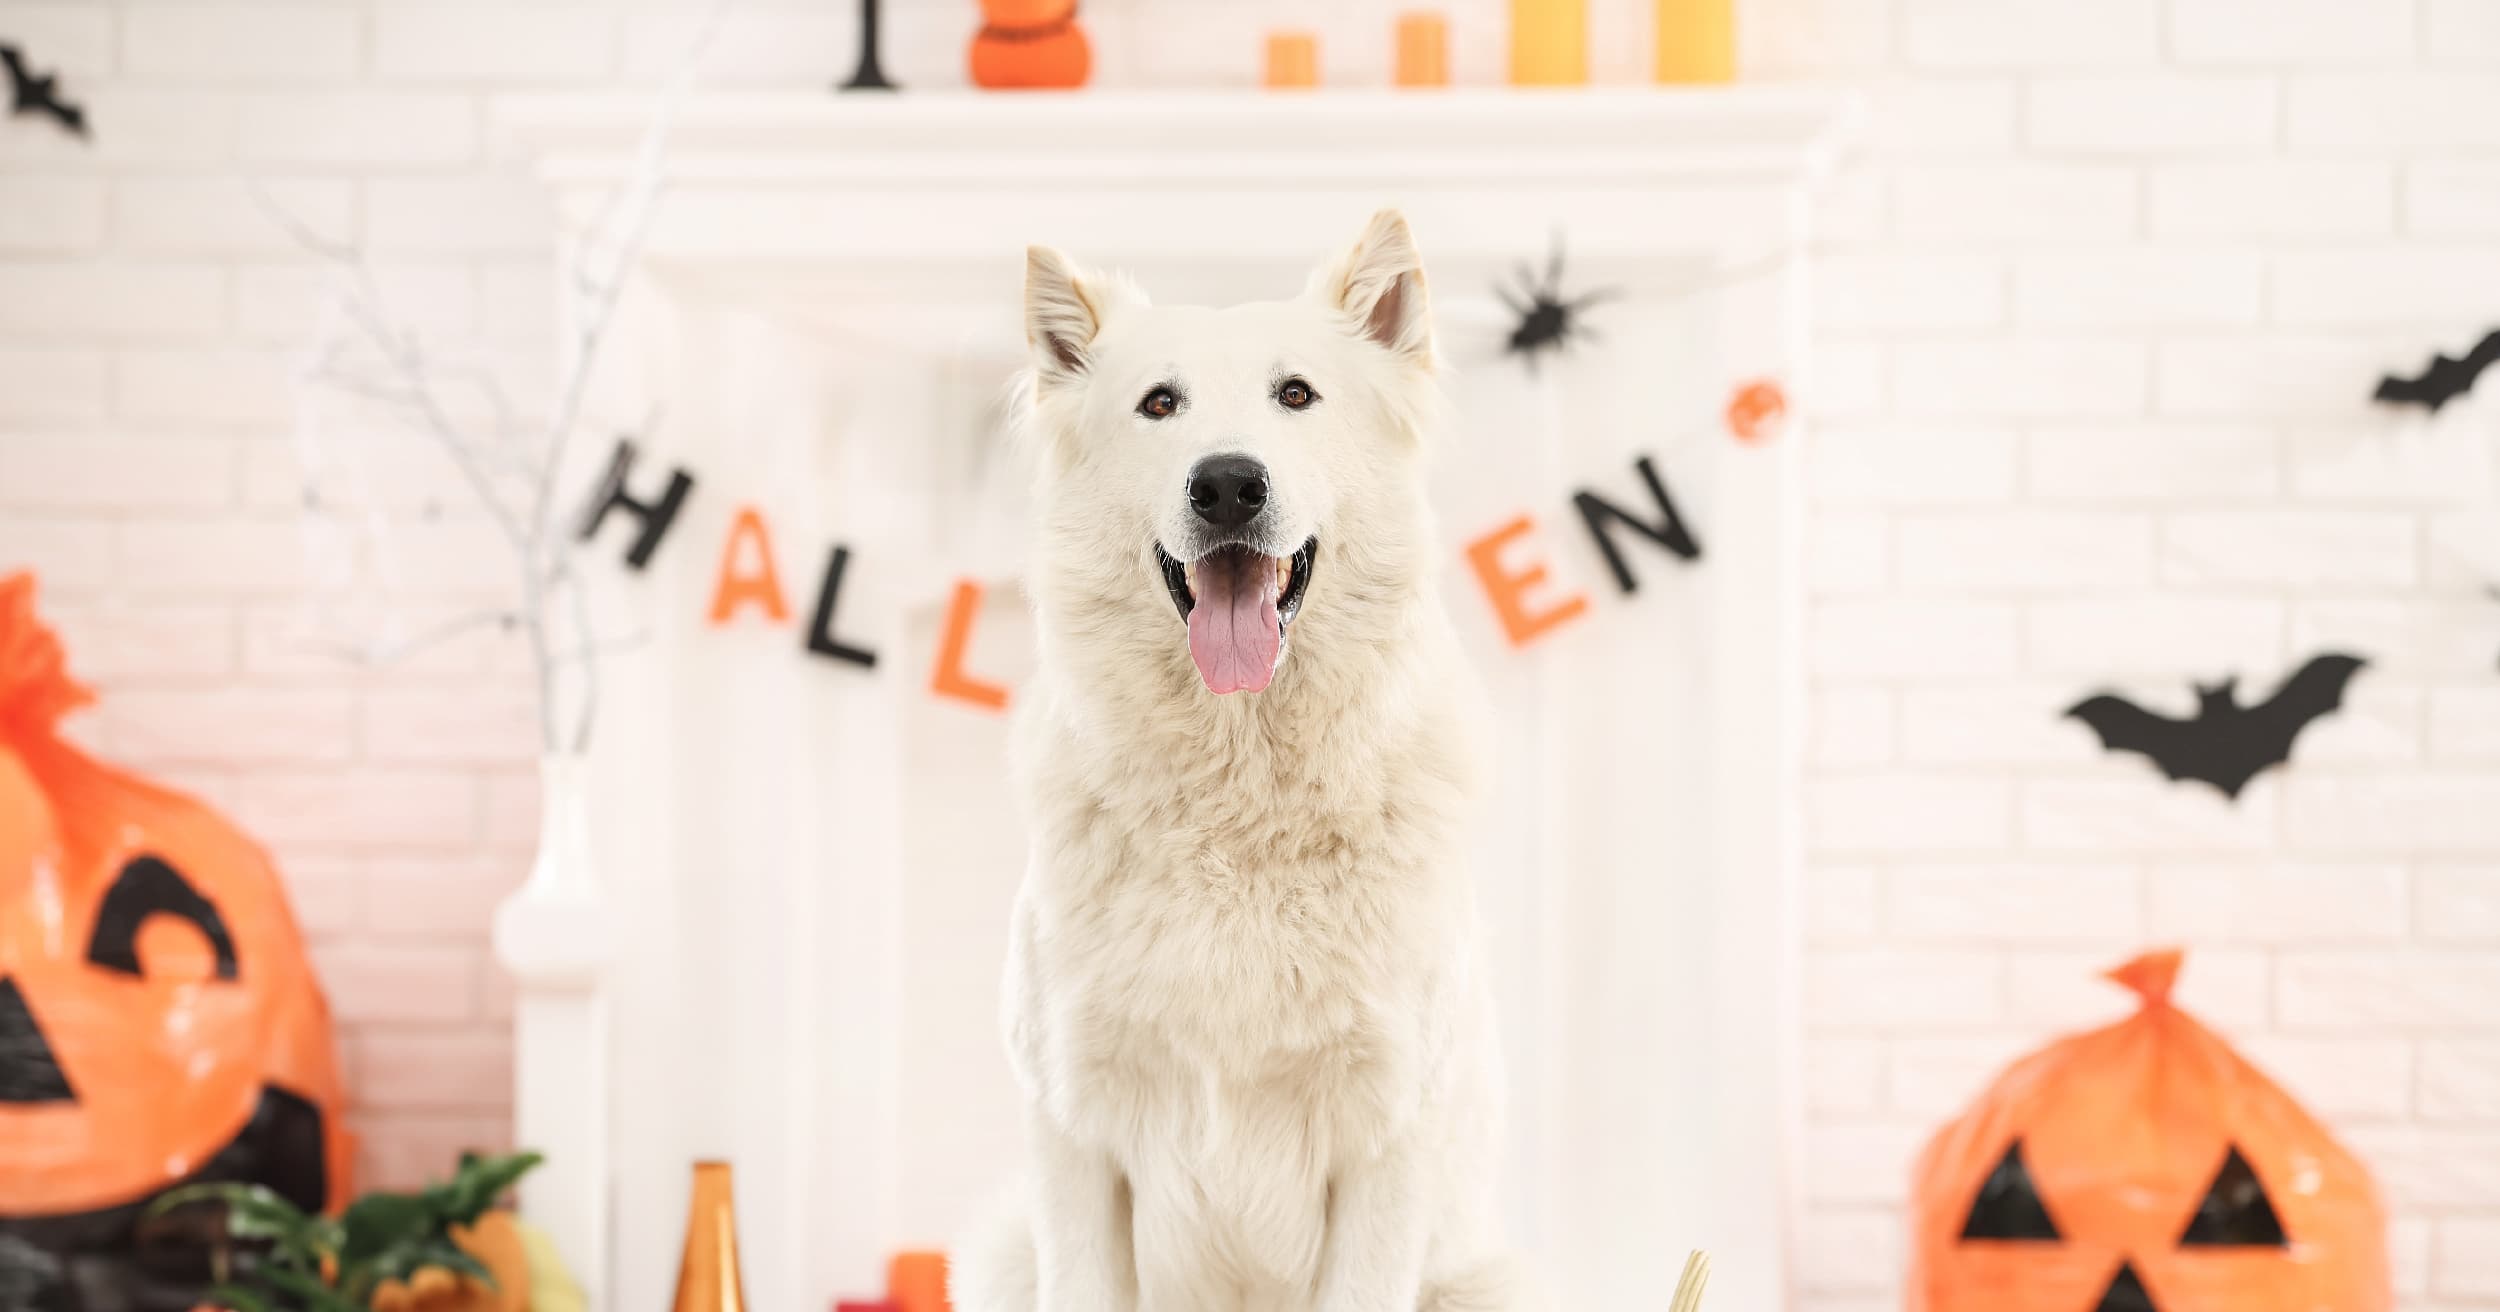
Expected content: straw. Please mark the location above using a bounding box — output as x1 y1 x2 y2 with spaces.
1669 1249 1711 1312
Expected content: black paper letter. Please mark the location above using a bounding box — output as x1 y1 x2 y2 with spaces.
806 545 878 668
1572 454 1702 594
577 438 695 570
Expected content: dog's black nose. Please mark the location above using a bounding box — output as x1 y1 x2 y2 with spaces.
1187 455 1269 529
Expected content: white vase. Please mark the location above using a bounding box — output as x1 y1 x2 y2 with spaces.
492 752 612 1307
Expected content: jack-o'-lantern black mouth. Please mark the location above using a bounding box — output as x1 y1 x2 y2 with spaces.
0 1085 330 1308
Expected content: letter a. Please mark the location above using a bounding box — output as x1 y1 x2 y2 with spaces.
707 507 791 625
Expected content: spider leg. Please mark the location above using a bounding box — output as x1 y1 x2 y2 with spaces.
1567 285 1624 311
1544 235 1567 301
1496 284 1532 317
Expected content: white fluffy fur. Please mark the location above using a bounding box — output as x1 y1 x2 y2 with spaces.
952 213 1534 1312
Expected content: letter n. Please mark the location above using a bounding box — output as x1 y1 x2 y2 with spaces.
1571 454 1702 595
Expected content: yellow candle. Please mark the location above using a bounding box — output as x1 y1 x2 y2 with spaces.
1654 0 1735 83
1396 12 1450 87
1509 0 1586 85
1265 31 1319 88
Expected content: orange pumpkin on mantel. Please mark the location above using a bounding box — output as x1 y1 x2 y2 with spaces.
0 571 352 1310
1908 950 2389 1312
967 0 1091 89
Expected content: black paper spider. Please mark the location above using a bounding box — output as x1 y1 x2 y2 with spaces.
1 45 88 140
1497 237 1618 370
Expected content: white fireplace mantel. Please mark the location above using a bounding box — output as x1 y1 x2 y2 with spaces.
503 89 1858 269
498 88 1856 1312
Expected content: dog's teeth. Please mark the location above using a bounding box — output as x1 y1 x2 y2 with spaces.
1278 558 1291 591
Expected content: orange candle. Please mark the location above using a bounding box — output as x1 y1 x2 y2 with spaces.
1509 0 1585 85
1654 0 1735 82
1395 12 1449 86
1264 31 1319 87
886 1251 949 1312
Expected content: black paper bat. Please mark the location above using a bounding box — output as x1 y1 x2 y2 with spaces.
2065 653 2367 800
1 44 86 139
2376 329 2500 413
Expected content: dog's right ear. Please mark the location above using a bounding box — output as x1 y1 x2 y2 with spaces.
1026 245 1106 389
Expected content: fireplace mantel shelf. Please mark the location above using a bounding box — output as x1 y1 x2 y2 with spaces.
504 88 1858 182
500 88 1858 266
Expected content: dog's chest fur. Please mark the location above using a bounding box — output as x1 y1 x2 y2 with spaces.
1010 688 1471 1282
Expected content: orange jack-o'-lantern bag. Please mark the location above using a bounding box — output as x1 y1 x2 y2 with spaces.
0 573 351 1310
1909 949 2388 1312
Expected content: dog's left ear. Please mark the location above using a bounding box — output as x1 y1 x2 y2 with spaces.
1319 209 1433 369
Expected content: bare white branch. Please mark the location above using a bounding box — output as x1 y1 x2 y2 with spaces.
262 3 730 754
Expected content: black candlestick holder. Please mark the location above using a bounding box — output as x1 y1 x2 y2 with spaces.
841 0 899 90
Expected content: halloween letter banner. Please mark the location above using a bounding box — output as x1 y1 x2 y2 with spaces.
576 423 1732 713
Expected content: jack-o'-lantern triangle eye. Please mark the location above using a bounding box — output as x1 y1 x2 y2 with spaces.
2178 1144 2289 1247
0 977 74 1103
1959 1139 2063 1241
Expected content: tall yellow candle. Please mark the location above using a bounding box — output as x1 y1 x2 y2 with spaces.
1654 0 1735 83
1509 0 1586 86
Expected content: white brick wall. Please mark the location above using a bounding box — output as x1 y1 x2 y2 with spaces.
1771 0 2500 1302
0 0 2495 1300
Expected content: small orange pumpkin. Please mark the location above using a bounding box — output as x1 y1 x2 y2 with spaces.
0 573 352 1308
967 0 1091 89
1909 950 2389 1312
979 0 1072 26
372 1212 537 1312
1724 377 1787 445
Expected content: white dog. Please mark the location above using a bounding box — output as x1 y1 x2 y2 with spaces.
951 211 1528 1312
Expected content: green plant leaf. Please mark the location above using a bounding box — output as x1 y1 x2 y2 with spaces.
201 1282 277 1312
339 1191 433 1262
258 1262 361 1312
439 1151 545 1225
372 1240 494 1288
147 1184 324 1261
441 1247 496 1286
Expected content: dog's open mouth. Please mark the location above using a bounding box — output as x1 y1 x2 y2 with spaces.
1153 538 1317 695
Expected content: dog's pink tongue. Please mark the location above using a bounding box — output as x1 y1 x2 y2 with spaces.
1186 553 1282 694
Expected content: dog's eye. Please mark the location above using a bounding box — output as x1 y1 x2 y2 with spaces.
1277 378 1319 410
1138 387 1180 420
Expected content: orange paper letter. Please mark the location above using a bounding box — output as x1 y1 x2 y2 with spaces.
930 579 1011 711
706 506 791 626
1465 513 1589 648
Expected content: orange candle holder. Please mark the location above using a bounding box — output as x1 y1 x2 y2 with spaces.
1264 31 1319 88
1509 0 1585 85
1395 12 1449 87
671 1161 749 1312
1653 0 1735 82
